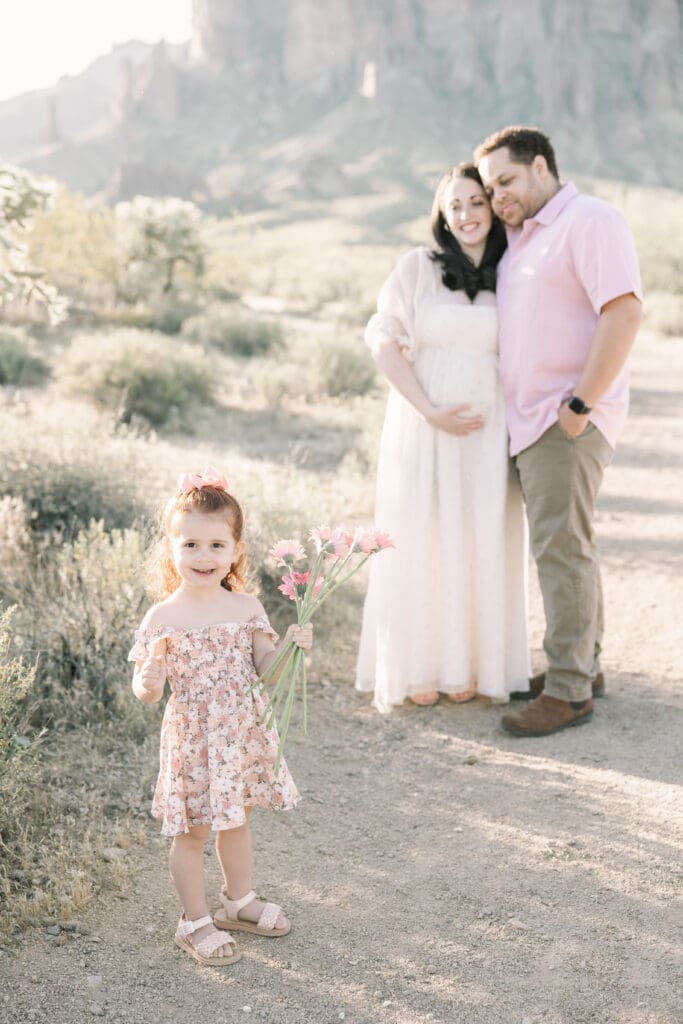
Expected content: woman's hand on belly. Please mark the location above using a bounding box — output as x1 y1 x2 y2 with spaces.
426 404 484 436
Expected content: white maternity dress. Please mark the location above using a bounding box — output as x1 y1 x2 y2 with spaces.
355 246 529 712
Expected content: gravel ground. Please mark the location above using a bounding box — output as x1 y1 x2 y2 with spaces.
2 333 681 1024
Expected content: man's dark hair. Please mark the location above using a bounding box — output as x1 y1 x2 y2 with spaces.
430 163 507 301
474 126 559 179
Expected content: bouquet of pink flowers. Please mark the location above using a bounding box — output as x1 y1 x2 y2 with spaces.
258 526 394 771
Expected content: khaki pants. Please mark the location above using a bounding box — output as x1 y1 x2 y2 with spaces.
515 422 613 702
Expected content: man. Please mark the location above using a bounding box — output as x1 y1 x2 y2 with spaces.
475 126 642 737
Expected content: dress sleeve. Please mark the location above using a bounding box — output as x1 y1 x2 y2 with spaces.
248 615 279 644
364 248 425 363
127 625 175 662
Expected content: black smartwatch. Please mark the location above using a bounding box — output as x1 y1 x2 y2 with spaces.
567 395 592 415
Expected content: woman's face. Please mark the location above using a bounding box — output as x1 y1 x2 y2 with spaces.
442 176 493 255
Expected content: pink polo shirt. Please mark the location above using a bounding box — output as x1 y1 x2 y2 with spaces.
496 182 642 456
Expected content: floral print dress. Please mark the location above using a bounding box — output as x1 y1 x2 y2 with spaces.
128 615 300 837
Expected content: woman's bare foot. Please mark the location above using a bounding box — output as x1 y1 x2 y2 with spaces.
446 685 477 703
410 691 439 706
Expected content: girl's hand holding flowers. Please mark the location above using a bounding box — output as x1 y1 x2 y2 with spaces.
258 525 394 771
285 624 314 651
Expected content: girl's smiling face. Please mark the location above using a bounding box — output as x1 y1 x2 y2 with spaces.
168 510 241 590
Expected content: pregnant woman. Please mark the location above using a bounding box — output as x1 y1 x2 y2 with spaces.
355 163 529 711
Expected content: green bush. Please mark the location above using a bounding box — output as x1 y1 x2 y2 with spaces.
0 608 40 892
0 327 50 386
0 440 150 540
58 328 214 426
148 298 199 335
4 520 149 723
315 339 377 398
0 607 37 766
183 304 283 357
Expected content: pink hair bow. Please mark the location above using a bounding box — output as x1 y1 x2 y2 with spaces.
177 465 229 495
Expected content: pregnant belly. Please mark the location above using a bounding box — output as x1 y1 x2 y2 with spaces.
417 354 499 417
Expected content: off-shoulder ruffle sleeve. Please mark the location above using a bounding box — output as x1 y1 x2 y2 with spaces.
247 614 279 644
364 248 427 364
127 624 177 662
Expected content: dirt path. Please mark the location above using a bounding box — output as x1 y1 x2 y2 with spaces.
3 333 682 1024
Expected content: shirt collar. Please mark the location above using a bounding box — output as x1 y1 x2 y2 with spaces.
529 181 578 226
503 182 578 246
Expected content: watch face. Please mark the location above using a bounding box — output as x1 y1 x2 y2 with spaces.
568 396 589 414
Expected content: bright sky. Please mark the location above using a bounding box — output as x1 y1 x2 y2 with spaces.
0 1 193 101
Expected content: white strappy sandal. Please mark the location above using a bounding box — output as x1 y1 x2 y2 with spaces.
174 914 241 965
214 890 290 937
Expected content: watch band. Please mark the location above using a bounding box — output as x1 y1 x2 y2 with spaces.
567 395 592 415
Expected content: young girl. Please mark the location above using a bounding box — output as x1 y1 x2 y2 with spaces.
129 467 312 967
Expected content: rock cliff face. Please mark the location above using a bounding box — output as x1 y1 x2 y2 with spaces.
1 0 681 204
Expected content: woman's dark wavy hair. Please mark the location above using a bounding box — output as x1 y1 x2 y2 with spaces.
429 163 507 300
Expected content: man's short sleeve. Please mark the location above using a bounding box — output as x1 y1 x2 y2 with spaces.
570 202 643 314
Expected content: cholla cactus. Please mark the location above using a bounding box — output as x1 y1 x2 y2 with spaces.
114 195 206 301
0 164 67 324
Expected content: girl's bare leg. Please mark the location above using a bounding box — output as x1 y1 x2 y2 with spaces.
169 823 234 952
215 813 287 928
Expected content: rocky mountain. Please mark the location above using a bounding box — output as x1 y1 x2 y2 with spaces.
1 0 681 208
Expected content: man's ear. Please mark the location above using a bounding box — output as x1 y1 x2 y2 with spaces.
533 154 549 179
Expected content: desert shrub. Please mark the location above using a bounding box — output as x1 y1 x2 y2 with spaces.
27 188 117 308
253 360 317 406
314 339 377 398
0 608 40 893
0 496 35 607
0 326 50 386
149 298 199 335
643 292 683 337
0 607 37 773
58 328 213 426
183 304 283 357
0 439 150 540
4 520 149 723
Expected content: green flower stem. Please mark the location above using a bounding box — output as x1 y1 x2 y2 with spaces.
257 637 296 689
301 654 308 736
260 643 298 729
299 547 327 615
273 647 302 774
263 667 290 731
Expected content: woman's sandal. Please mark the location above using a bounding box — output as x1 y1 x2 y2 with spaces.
174 914 241 966
410 691 440 706
446 686 477 704
214 890 290 937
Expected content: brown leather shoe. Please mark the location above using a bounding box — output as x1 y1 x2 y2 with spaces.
509 671 605 701
501 694 593 737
